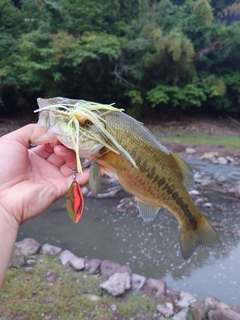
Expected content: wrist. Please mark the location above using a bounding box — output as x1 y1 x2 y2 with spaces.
0 205 19 287
0 203 20 232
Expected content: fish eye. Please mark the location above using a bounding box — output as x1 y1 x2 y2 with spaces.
84 119 93 127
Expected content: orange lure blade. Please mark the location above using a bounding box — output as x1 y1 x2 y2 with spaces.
66 181 84 223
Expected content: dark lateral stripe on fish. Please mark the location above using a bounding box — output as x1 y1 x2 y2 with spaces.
171 191 198 230
161 182 198 230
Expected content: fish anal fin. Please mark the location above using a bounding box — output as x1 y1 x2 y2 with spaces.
180 219 221 260
136 198 160 222
171 154 194 188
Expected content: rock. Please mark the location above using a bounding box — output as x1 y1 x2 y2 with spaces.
156 304 174 317
81 186 89 195
100 260 132 278
232 306 240 315
203 296 230 310
201 152 218 160
190 301 207 320
208 309 240 320
194 172 202 180
217 157 228 165
189 190 200 196
203 202 213 209
9 245 25 268
195 198 204 205
85 258 101 274
172 308 189 320
236 185 240 198
143 278 166 298
41 243 62 256
176 291 197 309
59 250 75 265
186 147 196 154
100 272 131 296
16 238 41 256
214 173 227 183
226 156 234 163
131 273 146 292
83 294 101 302
200 176 212 186
70 256 85 271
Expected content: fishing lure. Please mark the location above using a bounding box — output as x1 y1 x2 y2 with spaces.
66 169 84 223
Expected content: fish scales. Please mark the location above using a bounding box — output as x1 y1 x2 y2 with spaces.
30 98 221 259
97 112 220 258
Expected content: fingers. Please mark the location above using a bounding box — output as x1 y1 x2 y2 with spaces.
54 145 77 168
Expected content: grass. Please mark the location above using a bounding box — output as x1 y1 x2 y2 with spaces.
0 255 159 320
158 133 240 150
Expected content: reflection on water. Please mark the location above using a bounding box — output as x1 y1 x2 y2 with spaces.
17 160 240 305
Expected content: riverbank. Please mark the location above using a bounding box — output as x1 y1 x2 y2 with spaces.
1 115 240 319
1 238 240 320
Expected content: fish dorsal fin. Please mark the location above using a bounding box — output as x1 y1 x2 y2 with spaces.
136 198 160 221
171 154 194 188
89 161 102 197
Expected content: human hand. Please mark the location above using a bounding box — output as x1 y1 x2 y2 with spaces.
0 124 89 228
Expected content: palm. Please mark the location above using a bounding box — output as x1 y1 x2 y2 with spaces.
0 124 89 225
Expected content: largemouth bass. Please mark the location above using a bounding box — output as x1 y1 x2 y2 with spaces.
30 97 221 259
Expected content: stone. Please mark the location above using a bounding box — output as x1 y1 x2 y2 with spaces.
143 278 166 298
41 243 62 256
9 245 25 268
189 190 200 196
203 296 230 310
156 304 174 317
185 147 196 154
16 238 41 256
203 202 213 209
190 301 207 320
85 258 101 274
200 176 211 186
201 152 218 160
217 157 228 165
226 156 234 163
131 273 146 292
59 250 75 265
194 172 202 180
100 260 131 278
83 294 101 302
100 272 131 296
172 308 189 320
216 175 226 183
70 256 85 271
232 306 240 315
208 309 240 320
176 291 197 309
236 185 240 197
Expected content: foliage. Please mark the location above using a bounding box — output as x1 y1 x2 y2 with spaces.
0 0 240 116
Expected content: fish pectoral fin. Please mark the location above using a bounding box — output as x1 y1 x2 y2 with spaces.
136 199 160 221
89 161 102 197
180 218 221 260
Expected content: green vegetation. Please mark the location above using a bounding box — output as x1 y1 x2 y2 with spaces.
159 133 240 149
0 255 157 320
1 0 240 117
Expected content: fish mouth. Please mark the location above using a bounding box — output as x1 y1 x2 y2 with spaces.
29 126 58 146
30 111 58 146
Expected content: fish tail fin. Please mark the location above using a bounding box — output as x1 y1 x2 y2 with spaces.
180 219 221 260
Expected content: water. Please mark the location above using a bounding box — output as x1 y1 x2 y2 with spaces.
17 159 240 305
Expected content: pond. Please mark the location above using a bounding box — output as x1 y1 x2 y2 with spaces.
17 159 240 305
